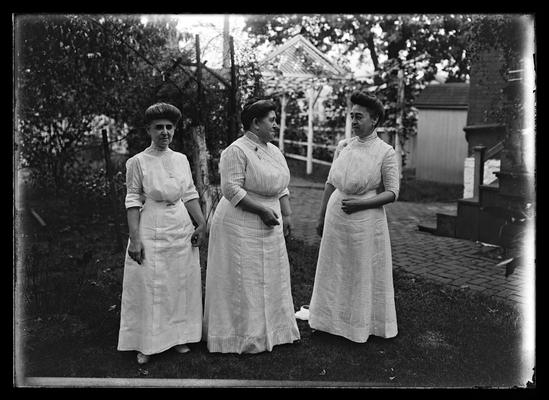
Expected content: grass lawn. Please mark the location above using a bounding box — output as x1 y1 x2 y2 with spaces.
15 186 527 388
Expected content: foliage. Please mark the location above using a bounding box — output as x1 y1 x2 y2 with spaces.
15 14 190 191
245 14 473 81
244 14 476 166
464 15 531 133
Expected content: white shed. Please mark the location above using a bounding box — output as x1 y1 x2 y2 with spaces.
414 82 469 184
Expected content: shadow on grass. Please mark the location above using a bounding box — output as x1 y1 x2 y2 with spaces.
16 186 527 388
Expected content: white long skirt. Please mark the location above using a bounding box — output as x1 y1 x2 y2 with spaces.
309 189 398 342
203 194 300 353
117 200 202 355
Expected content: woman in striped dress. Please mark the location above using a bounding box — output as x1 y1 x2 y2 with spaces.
203 99 300 354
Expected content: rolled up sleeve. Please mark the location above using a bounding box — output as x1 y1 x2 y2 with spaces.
381 147 400 201
125 156 144 209
220 146 248 207
181 155 200 203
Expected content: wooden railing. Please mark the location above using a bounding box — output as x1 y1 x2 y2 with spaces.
485 140 504 159
275 137 336 167
276 127 395 174
472 140 504 201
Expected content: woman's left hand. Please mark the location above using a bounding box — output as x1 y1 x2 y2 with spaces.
341 198 366 214
282 214 293 238
191 224 207 247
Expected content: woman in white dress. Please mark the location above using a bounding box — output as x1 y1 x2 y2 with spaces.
309 91 400 343
117 103 207 364
203 99 300 353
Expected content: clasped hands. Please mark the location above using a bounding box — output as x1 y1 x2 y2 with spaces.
341 198 368 214
316 198 369 237
191 224 207 247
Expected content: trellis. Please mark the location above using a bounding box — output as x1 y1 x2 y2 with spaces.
258 35 351 174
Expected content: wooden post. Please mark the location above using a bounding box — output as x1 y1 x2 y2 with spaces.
195 35 204 125
345 94 352 139
222 15 230 69
395 68 405 179
279 92 287 152
472 145 486 201
228 35 238 144
306 87 314 175
101 128 123 253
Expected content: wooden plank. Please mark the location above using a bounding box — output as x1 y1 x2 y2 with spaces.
285 153 332 166
277 139 337 150
20 377 390 388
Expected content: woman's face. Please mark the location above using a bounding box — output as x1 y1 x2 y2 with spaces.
351 104 378 138
253 110 278 143
147 118 175 149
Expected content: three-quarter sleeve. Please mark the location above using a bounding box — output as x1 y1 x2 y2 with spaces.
125 156 144 209
279 187 290 199
381 147 400 201
220 146 248 207
181 155 200 203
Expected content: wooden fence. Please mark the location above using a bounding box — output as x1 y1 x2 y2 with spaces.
276 127 396 173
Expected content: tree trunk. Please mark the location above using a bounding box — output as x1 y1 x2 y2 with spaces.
366 33 379 71
192 126 214 226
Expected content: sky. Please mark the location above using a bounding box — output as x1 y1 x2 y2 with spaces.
170 14 373 76
173 14 251 68
144 14 450 82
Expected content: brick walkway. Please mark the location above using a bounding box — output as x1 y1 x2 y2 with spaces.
288 177 532 309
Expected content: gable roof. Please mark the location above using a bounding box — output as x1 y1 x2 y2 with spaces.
414 82 469 110
259 34 348 78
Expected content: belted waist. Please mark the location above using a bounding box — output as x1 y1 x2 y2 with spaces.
145 198 182 207
246 190 281 202
336 188 378 199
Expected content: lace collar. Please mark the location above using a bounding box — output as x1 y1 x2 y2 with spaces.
355 131 378 144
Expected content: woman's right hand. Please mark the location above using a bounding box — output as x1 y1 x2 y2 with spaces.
128 238 145 265
260 208 280 227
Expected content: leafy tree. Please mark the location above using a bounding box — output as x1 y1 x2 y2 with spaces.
243 14 474 166
15 14 189 192
245 14 472 81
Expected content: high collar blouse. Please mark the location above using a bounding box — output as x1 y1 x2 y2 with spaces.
219 132 291 207
124 145 199 208
327 134 400 199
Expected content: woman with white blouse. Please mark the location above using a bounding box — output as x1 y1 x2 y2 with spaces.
203 99 300 354
117 103 207 364
309 91 400 343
